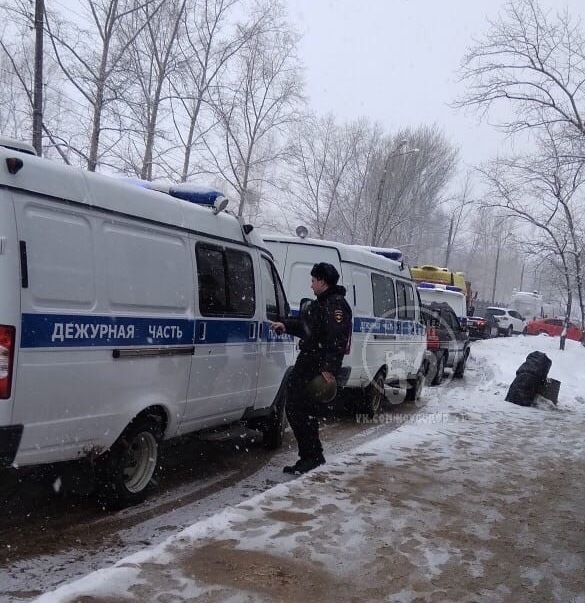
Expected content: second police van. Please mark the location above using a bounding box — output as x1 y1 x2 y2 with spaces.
262 234 427 416
0 139 293 507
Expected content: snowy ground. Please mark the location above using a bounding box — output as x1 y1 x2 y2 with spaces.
33 335 585 603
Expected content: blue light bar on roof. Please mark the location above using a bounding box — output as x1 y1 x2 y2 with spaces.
446 285 463 292
418 282 437 289
125 178 227 207
168 183 226 206
372 249 402 261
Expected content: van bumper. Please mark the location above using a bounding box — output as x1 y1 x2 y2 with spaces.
0 425 23 467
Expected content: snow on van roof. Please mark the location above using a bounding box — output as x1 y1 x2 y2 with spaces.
0 147 255 247
417 283 466 297
261 234 410 277
0 135 36 155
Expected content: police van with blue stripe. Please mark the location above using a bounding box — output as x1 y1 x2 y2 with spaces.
0 139 293 506
262 233 427 415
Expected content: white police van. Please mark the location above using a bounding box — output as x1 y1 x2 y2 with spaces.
416 282 468 326
262 234 427 415
0 139 292 506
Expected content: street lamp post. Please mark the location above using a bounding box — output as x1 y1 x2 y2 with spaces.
370 140 418 246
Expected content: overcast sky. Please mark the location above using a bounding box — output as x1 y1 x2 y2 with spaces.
288 0 585 171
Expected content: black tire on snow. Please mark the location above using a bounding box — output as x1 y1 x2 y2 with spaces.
453 350 469 379
430 354 445 386
262 389 287 450
405 369 424 403
95 416 163 510
363 371 385 417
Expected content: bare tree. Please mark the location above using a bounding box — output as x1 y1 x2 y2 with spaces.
169 0 259 183
478 136 585 336
202 2 303 216
116 0 187 180
283 114 366 239
361 126 457 250
455 0 585 153
44 0 164 171
0 10 78 163
443 171 477 267
330 120 385 244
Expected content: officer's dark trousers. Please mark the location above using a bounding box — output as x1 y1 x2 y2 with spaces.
285 366 324 461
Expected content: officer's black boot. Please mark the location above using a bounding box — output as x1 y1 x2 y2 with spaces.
283 455 325 475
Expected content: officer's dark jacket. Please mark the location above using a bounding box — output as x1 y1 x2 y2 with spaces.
283 285 352 374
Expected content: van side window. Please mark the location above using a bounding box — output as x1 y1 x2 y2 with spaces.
397 281 415 320
372 273 396 318
261 257 287 321
196 244 255 317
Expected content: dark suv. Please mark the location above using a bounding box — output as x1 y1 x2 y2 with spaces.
422 302 471 385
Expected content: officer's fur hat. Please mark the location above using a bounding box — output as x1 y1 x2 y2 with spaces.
311 262 339 286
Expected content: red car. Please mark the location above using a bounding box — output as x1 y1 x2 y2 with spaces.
526 318 584 341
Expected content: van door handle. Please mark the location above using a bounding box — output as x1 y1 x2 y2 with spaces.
197 322 206 341
249 322 257 340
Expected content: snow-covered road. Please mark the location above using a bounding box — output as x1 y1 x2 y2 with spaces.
2 334 584 602
27 334 585 603
0 387 416 601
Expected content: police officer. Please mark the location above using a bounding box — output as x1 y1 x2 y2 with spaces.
271 262 352 474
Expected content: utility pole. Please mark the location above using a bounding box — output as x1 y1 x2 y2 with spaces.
32 0 44 156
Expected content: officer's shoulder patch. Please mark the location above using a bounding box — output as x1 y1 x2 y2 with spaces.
333 309 344 323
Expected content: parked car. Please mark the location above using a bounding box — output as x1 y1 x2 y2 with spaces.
485 307 527 336
526 318 584 341
422 302 470 385
467 315 499 340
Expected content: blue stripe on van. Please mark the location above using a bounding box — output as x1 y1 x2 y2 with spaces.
20 313 195 348
353 316 425 336
20 313 423 348
289 309 424 337
20 313 278 348
197 319 256 344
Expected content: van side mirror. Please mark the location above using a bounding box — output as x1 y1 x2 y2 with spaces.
299 297 312 317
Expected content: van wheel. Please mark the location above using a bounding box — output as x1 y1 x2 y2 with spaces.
405 369 424 403
363 371 385 417
95 417 162 509
453 350 469 379
261 390 287 450
429 354 445 386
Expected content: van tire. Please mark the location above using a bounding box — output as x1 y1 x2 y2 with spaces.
453 350 469 379
430 354 445 385
363 371 385 418
405 369 424 403
95 417 162 509
261 390 287 450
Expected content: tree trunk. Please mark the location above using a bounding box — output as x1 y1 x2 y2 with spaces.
444 214 454 266
560 290 572 351
180 96 203 182
491 243 501 303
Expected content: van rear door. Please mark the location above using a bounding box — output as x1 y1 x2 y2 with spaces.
265 241 342 310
